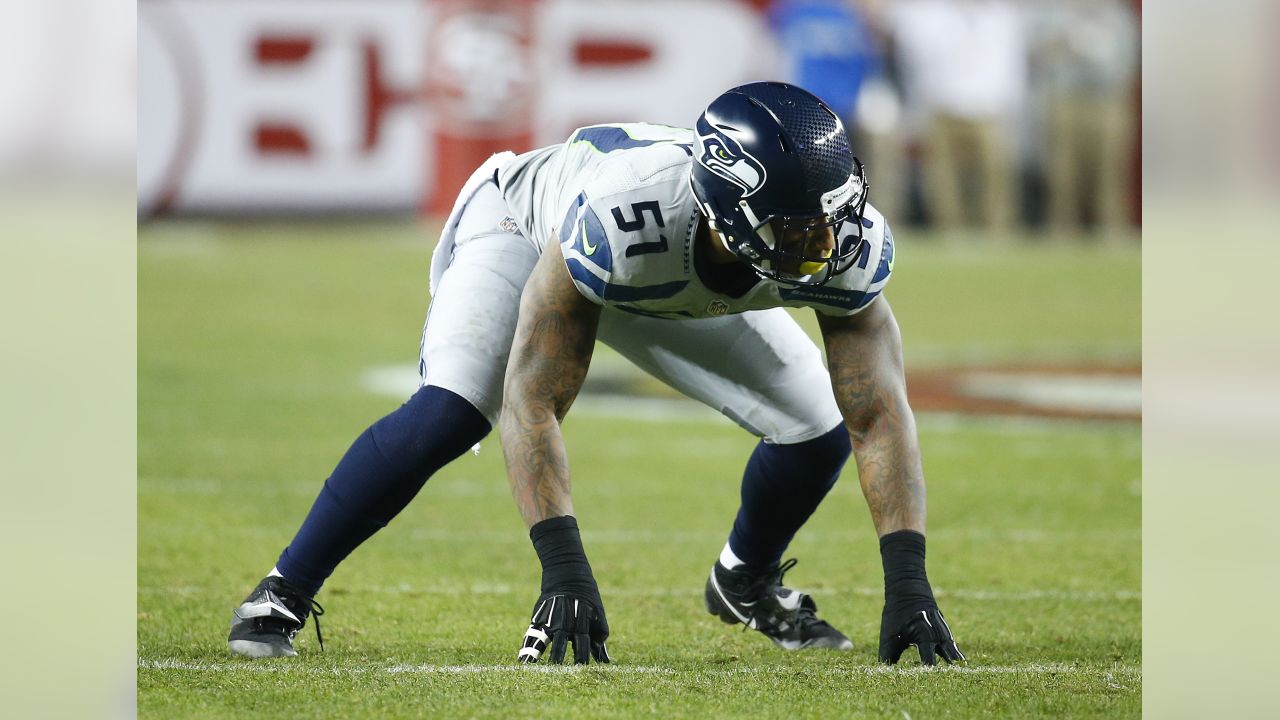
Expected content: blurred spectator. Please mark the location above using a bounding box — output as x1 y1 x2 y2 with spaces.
1032 0 1138 237
768 1 901 216
768 0 881 122
884 0 1028 235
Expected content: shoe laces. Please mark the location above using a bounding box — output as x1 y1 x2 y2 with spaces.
739 557 799 601
270 578 326 651
731 558 805 636
304 597 325 651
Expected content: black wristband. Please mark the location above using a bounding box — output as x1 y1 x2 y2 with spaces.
530 516 599 597
879 530 936 608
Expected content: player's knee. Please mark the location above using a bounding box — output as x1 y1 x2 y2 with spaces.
368 385 491 475
803 423 853 470
771 423 851 488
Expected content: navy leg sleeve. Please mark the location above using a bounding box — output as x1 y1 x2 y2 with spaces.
275 385 490 594
727 423 852 568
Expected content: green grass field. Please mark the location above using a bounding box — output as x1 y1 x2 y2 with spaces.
138 221 1141 718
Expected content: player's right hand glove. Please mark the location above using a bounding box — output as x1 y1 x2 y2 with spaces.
518 592 610 664
519 515 610 664
879 604 965 666
877 530 965 666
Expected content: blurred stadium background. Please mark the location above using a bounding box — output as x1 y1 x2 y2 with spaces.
138 0 1140 234
135 0 1142 717
138 0 1141 418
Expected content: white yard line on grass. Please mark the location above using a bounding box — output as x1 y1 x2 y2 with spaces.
139 658 1139 679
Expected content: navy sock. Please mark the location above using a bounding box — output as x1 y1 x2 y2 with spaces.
727 423 851 568
275 385 491 595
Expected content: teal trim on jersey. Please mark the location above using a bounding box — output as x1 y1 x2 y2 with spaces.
565 258 689 303
872 224 895 283
570 126 664 154
560 195 612 272
568 125 694 156
780 285 880 312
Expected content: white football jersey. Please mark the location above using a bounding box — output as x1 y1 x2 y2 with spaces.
498 123 894 319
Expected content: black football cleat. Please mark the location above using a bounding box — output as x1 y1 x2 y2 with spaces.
705 558 853 651
228 576 324 658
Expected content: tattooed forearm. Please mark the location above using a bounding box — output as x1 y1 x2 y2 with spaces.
500 243 601 528
817 297 927 536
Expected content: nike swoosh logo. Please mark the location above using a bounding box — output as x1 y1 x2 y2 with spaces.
710 572 757 629
235 599 299 623
580 220 598 256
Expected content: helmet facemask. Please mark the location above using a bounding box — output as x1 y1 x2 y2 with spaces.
714 158 869 287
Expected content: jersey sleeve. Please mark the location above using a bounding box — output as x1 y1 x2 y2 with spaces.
556 191 615 305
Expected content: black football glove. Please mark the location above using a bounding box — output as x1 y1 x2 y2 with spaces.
518 592 610 664
878 530 965 666
519 516 610 664
879 604 965 666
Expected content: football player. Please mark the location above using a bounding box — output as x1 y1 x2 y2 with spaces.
228 82 964 667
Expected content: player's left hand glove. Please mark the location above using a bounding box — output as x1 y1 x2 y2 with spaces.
518 592 610 664
879 603 965 666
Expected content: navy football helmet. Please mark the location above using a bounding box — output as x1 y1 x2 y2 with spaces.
690 82 868 287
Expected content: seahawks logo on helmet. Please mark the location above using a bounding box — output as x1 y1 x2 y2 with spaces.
697 130 767 198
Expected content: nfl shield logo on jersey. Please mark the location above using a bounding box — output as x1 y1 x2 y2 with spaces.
707 300 729 317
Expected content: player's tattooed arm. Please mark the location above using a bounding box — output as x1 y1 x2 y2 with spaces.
817 296 927 536
500 241 602 528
